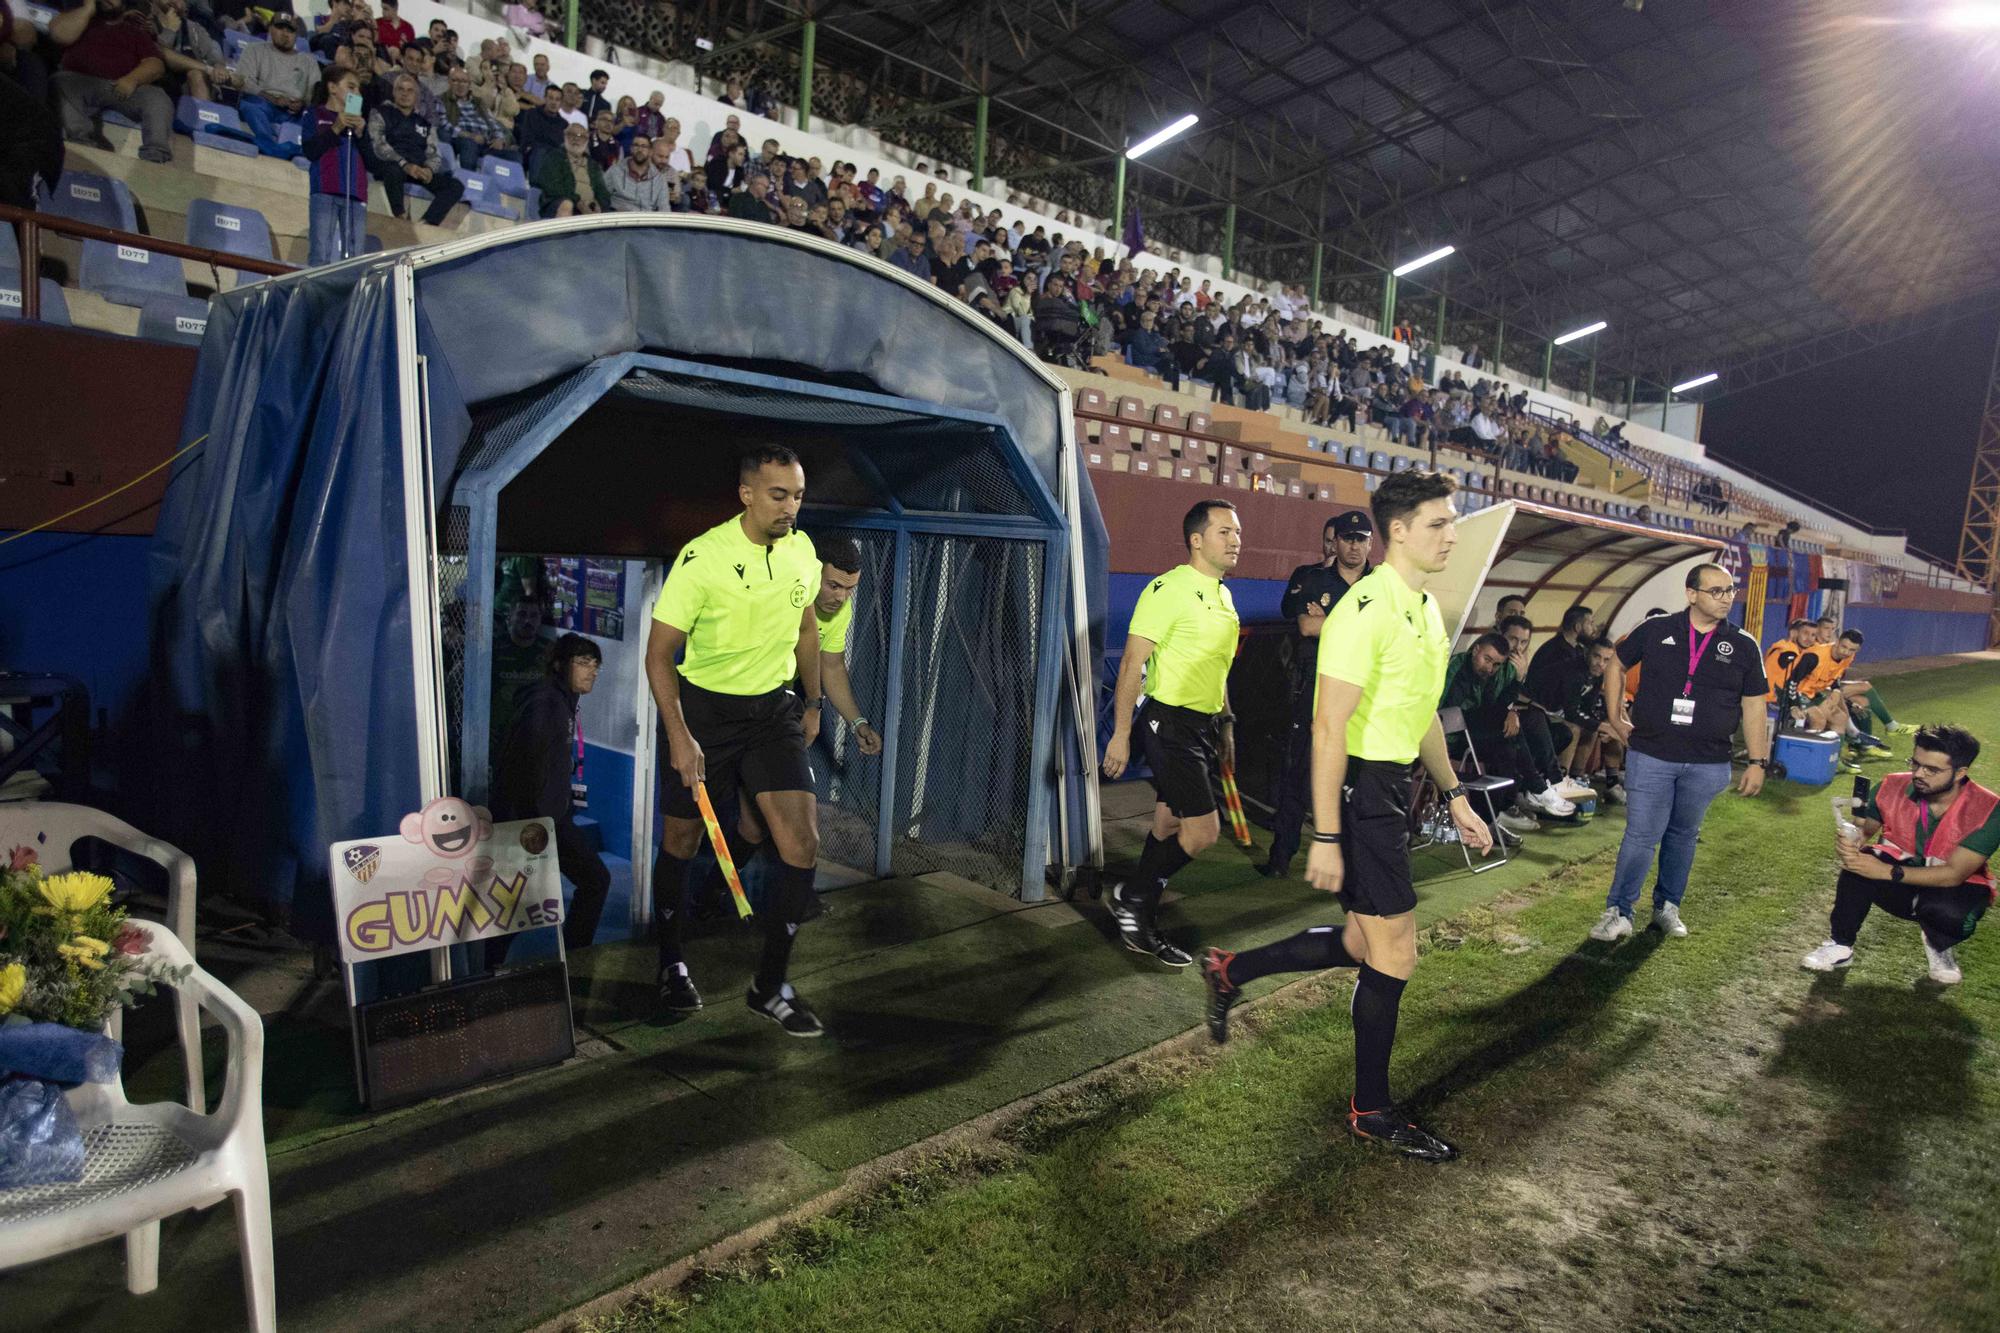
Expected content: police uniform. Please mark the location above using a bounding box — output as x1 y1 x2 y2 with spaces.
653 516 822 819
1263 522 1370 875
1127 563 1239 818
1313 562 1449 917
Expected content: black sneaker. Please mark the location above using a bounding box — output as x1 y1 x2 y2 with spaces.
1106 883 1193 967
658 967 703 1013
747 983 825 1038
1201 949 1240 1043
1347 1102 1458 1162
1255 859 1288 879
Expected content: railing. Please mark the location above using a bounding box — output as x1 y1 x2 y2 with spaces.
3 201 294 324
1697 447 1907 540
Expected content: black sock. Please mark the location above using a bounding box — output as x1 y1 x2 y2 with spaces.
1222 924 1357 987
654 851 690 971
1130 833 1192 908
1352 963 1407 1113
755 861 814 993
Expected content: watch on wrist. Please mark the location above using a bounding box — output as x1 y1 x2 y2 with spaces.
1311 831 1344 845
1890 863 1905 883
852 717 869 730
1440 785 1468 805
1747 757 1769 768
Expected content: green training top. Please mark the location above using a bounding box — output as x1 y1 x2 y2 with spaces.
817 596 854 655
1126 564 1239 714
1316 563 1448 763
653 517 821 695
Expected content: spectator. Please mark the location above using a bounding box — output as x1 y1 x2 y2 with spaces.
580 68 612 122
1 8 63 207
1201 331 1241 404
1003 269 1036 344
377 41 438 123
557 80 585 126
888 225 932 281
374 0 412 53
49 0 174 164
437 64 513 169
782 155 825 209
646 132 690 210
1123 307 1180 390
586 106 619 168
719 73 767 118
524 51 551 98
778 193 807 230
604 132 668 210
303 67 369 263
705 140 749 208
849 220 882 256
503 0 546 38
705 112 741 160
367 71 463 223
513 82 566 171
150 0 224 102
490 60 532 121
531 119 607 216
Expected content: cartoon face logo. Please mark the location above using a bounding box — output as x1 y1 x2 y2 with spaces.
399 797 493 860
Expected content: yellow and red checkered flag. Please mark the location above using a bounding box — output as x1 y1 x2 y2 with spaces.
1218 763 1253 847
693 781 753 919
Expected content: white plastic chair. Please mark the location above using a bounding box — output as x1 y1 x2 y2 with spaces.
0 803 204 1113
0 921 273 1331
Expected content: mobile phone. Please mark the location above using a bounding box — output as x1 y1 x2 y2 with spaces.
344 91 363 117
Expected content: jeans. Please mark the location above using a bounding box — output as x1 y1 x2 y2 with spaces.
1604 747 1733 917
237 94 300 159
308 193 367 264
52 71 173 162
452 135 520 171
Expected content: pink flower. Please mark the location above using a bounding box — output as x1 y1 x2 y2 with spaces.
111 922 150 956
8 845 38 872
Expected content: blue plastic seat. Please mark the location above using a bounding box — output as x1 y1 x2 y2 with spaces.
1390 455 1410 473
1346 444 1367 467
222 29 264 63
1368 451 1389 473
80 239 187 308
41 171 137 231
186 199 275 261
481 155 526 193
458 174 522 219
0 278 72 325
138 295 211 345
175 95 251 139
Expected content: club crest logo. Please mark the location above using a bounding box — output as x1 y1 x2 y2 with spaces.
343 844 382 883
1715 640 1734 658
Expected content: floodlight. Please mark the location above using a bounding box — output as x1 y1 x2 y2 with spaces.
1671 372 1719 393
1126 114 1199 160
1552 320 1608 346
1938 4 2000 29
1391 245 1456 277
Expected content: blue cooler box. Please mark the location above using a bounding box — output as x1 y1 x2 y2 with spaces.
1775 732 1839 786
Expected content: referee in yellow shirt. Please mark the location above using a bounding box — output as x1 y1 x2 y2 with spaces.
1102 499 1244 967
646 445 828 1037
1201 471 1492 1160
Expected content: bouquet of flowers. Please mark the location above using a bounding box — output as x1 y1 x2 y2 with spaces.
1 844 188 1187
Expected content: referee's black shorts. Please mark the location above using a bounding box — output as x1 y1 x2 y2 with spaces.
660 678 815 820
1338 756 1418 918
1135 697 1223 820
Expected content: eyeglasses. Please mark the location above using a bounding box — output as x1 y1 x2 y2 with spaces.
1696 585 1738 599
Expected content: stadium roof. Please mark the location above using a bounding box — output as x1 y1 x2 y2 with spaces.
764 0 2000 396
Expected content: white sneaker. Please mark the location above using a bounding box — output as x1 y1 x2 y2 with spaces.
1800 940 1854 972
1526 787 1577 817
1553 777 1596 802
1652 903 1688 937
1496 810 1539 837
1925 940 1963 985
1589 908 1633 942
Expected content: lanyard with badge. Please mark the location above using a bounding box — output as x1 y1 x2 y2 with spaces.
1670 623 1717 727
570 711 589 811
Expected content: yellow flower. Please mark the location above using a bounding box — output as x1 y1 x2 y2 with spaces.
0 962 23 1014
37 871 114 916
58 935 111 970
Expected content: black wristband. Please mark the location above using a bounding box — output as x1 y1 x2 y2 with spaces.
1311 831 1344 845
1747 757 1768 768
1439 785 1467 805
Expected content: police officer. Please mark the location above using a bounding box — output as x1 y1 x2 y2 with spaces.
1261 510 1373 878
646 445 828 1037
1101 499 1244 967
1202 471 1492 1161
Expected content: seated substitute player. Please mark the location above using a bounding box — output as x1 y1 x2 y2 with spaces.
1566 637 1625 800
1100 499 1244 968
1439 631 1565 836
1201 470 1493 1162
1803 724 1996 985
1764 618 1822 725
1798 628 1893 761
645 445 829 1036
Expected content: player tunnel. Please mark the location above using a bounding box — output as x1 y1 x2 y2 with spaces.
144 217 1107 947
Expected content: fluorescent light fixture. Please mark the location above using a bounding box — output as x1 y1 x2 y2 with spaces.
1392 244 1456 277
1552 320 1608 346
1671 372 1719 393
1126 114 1199 160
1938 4 2000 29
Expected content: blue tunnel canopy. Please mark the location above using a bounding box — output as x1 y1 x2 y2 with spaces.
146 217 1108 933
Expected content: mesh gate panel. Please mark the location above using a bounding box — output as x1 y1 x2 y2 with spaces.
888 534 1043 891
807 526 895 874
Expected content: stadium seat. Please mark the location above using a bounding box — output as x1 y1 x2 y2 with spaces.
1390 455 1410 473
174 95 252 141
222 29 264 63
138 295 212 345
481 155 527 194
459 175 521 219
185 200 275 261
80 239 187 308
1347 444 1368 467
40 171 138 232
0 277 72 326
1369 451 1389 473
0 223 14 279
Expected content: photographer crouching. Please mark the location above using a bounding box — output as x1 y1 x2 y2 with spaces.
1801 725 1997 986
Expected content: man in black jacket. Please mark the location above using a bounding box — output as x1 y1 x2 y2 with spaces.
489 633 611 966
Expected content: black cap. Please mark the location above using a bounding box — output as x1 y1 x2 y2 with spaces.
1331 510 1374 539
268 12 296 27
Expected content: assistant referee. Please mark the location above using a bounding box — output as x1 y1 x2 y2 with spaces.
1101 499 1244 967
1201 470 1492 1162
646 445 829 1037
